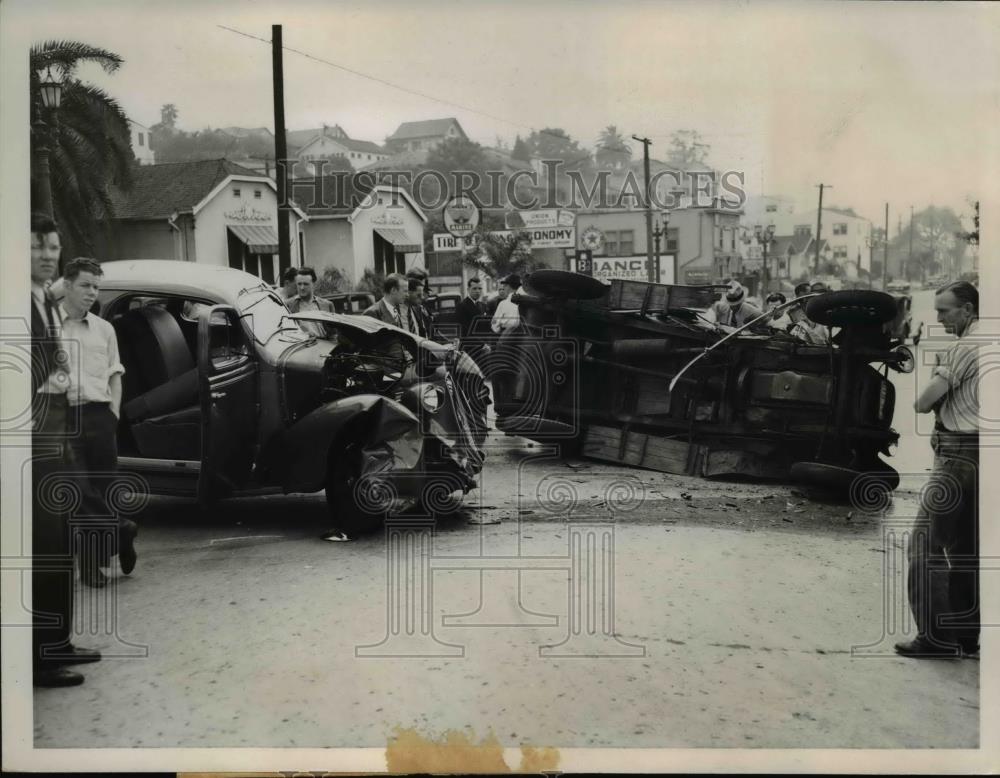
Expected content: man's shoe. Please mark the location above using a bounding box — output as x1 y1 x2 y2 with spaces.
81 566 107 588
49 645 102 666
959 642 980 658
34 667 84 688
894 637 962 659
119 521 138 575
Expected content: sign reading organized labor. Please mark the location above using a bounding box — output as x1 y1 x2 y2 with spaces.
571 254 675 284
443 196 479 238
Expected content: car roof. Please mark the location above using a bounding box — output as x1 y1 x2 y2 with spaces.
97 260 269 303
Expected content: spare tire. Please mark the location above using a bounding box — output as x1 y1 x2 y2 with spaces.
791 460 899 505
806 290 897 327
526 270 608 300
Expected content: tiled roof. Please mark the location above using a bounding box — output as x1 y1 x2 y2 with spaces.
337 137 385 155
286 125 349 150
387 118 463 141
110 159 267 220
289 174 377 216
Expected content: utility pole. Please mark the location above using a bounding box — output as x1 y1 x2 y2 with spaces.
814 183 831 274
632 134 655 282
883 202 889 291
272 24 292 276
907 205 914 281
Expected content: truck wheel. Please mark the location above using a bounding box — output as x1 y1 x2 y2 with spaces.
325 443 388 536
806 290 897 327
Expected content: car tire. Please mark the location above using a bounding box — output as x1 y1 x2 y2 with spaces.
806 290 898 327
325 443 387 536
526 270 608 300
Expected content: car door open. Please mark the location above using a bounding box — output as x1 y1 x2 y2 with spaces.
197 305 259 504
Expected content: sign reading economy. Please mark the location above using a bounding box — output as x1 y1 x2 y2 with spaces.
525 226 576 249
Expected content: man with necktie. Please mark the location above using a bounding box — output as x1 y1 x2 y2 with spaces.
457 276 489 365
29 213 101 687
403 277 431 338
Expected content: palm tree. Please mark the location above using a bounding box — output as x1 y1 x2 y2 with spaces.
596 125 631 170
30 40 134 256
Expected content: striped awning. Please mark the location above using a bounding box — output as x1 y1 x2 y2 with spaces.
228 224 279 254
375 228 421 254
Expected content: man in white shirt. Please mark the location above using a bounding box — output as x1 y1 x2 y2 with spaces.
286 267 334 338
59 258 137 589
897 281 980 659
491 274 522 334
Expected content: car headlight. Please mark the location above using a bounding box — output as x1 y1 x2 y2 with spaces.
420 384 442 413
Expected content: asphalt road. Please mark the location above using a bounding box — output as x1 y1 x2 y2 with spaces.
32 346 979 753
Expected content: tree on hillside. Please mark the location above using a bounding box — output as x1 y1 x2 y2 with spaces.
511 135 530 162
596 125 631 170
890 205 965 282
30 39 133 255
424 136 492 204
666 129 709 168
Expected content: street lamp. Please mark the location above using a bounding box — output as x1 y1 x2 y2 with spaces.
754 224 776 293
652 210 671 284
865 234 882 290
33 65 64 218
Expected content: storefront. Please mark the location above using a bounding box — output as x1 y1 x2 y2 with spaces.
300 184 426 287
102 159 306 281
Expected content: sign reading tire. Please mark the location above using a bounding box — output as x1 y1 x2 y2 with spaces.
444 196 479 238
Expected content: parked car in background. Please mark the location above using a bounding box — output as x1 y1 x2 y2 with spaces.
79 261 488 535
886 279 911 293
424 292 463 341
886 293 921 345
321 292 376 315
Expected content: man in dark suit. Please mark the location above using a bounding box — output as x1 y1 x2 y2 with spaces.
362 273 408 327
30 213 101 687
456 276 489 364
404 277 431 338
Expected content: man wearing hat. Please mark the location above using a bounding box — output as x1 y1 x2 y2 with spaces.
491 274 522 334
707 280 763 328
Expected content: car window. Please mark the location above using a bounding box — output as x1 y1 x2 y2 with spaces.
207 309 251 369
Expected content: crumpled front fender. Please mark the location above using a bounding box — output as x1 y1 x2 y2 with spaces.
273 394 421 494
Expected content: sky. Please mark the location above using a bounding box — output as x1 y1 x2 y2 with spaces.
4 0 999 227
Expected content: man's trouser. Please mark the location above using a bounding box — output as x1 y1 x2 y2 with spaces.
32 393 74 666
67 401 127 568
907 429 979 648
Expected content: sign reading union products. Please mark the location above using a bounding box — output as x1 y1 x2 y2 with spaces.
443 196 479 238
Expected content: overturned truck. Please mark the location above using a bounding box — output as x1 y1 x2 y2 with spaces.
487 271 911 498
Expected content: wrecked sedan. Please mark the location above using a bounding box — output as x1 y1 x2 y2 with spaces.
488 271 908 498
93 261 488 534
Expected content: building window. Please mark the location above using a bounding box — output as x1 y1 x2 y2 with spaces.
618 230 634 256
254 190 262 199
233 188 241 197
832 223 848 235
138 132 144 147
794 224 811 236
665 228 679 255
765 204 777 213
834 246 848 259
604 230 618 256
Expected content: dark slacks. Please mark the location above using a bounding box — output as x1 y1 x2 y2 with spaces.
66 402 129 567
907 430 979 648
32 393 75 666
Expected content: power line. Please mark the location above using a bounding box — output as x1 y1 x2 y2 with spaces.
216 24 636 161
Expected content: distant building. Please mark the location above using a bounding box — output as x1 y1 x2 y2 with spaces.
129 119 155 165
769 227 832 285
292 178 426 288
771 207 872 275
100 159 306 283
286 124 389 175
385 118 467 153
742 194 796 226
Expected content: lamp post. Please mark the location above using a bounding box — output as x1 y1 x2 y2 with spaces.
865 234 881 290
652 210 671 283
754 224 776 294
33 65 64 219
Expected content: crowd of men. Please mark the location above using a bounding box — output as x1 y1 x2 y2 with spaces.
27 216 980 691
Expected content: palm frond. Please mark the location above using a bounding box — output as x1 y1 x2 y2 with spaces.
30 39 123 77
